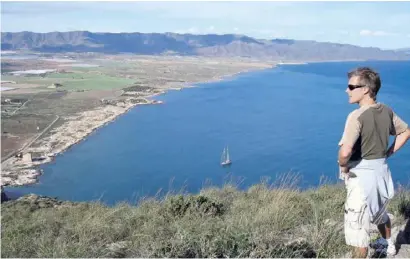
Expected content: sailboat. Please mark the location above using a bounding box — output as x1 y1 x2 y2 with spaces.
221 146 232 166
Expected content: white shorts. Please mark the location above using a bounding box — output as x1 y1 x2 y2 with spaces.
344 176 390 247
343 159 393 248
344 177 371 248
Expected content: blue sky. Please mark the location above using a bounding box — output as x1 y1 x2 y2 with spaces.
1 1 410 49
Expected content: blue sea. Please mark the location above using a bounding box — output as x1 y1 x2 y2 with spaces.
7 61 410 205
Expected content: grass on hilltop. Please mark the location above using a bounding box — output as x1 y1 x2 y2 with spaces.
2 174 410 258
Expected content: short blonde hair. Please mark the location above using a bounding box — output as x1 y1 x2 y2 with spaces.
348 67 381 100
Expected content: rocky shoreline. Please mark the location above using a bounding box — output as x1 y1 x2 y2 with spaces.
1 93 163 187
1 66 272 188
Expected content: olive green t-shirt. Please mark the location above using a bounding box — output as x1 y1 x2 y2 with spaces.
339 103 408 161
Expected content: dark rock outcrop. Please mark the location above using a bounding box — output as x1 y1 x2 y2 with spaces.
1 194 77 211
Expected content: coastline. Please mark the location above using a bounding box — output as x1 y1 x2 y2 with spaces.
1 65 274 188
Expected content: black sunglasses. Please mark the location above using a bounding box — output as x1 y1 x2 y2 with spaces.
348 84 366 91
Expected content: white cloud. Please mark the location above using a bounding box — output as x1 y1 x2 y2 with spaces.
233 27 239 32
359 30 372 36
359 29 398 36
207 26 215 32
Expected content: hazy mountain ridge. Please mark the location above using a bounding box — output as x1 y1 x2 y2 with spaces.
1 31 408 61
394 48 410 55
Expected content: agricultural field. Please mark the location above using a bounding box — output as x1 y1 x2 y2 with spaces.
1 112 57 159
1 58 136 159
2 71 135 91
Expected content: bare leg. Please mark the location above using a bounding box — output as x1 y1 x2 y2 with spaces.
353 247 368 258
377 217 391 239
378 217 396 255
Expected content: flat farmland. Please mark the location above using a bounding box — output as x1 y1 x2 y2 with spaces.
2 72 135 91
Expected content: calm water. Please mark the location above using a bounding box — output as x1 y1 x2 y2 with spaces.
8 61 410 204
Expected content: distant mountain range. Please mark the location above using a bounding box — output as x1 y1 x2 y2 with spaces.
394 48 410 55
1 31 409 61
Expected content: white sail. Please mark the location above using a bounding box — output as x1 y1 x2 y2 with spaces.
221 146 231 166
221 147 226 164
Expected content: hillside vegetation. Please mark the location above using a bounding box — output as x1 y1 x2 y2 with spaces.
2 175 410 258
